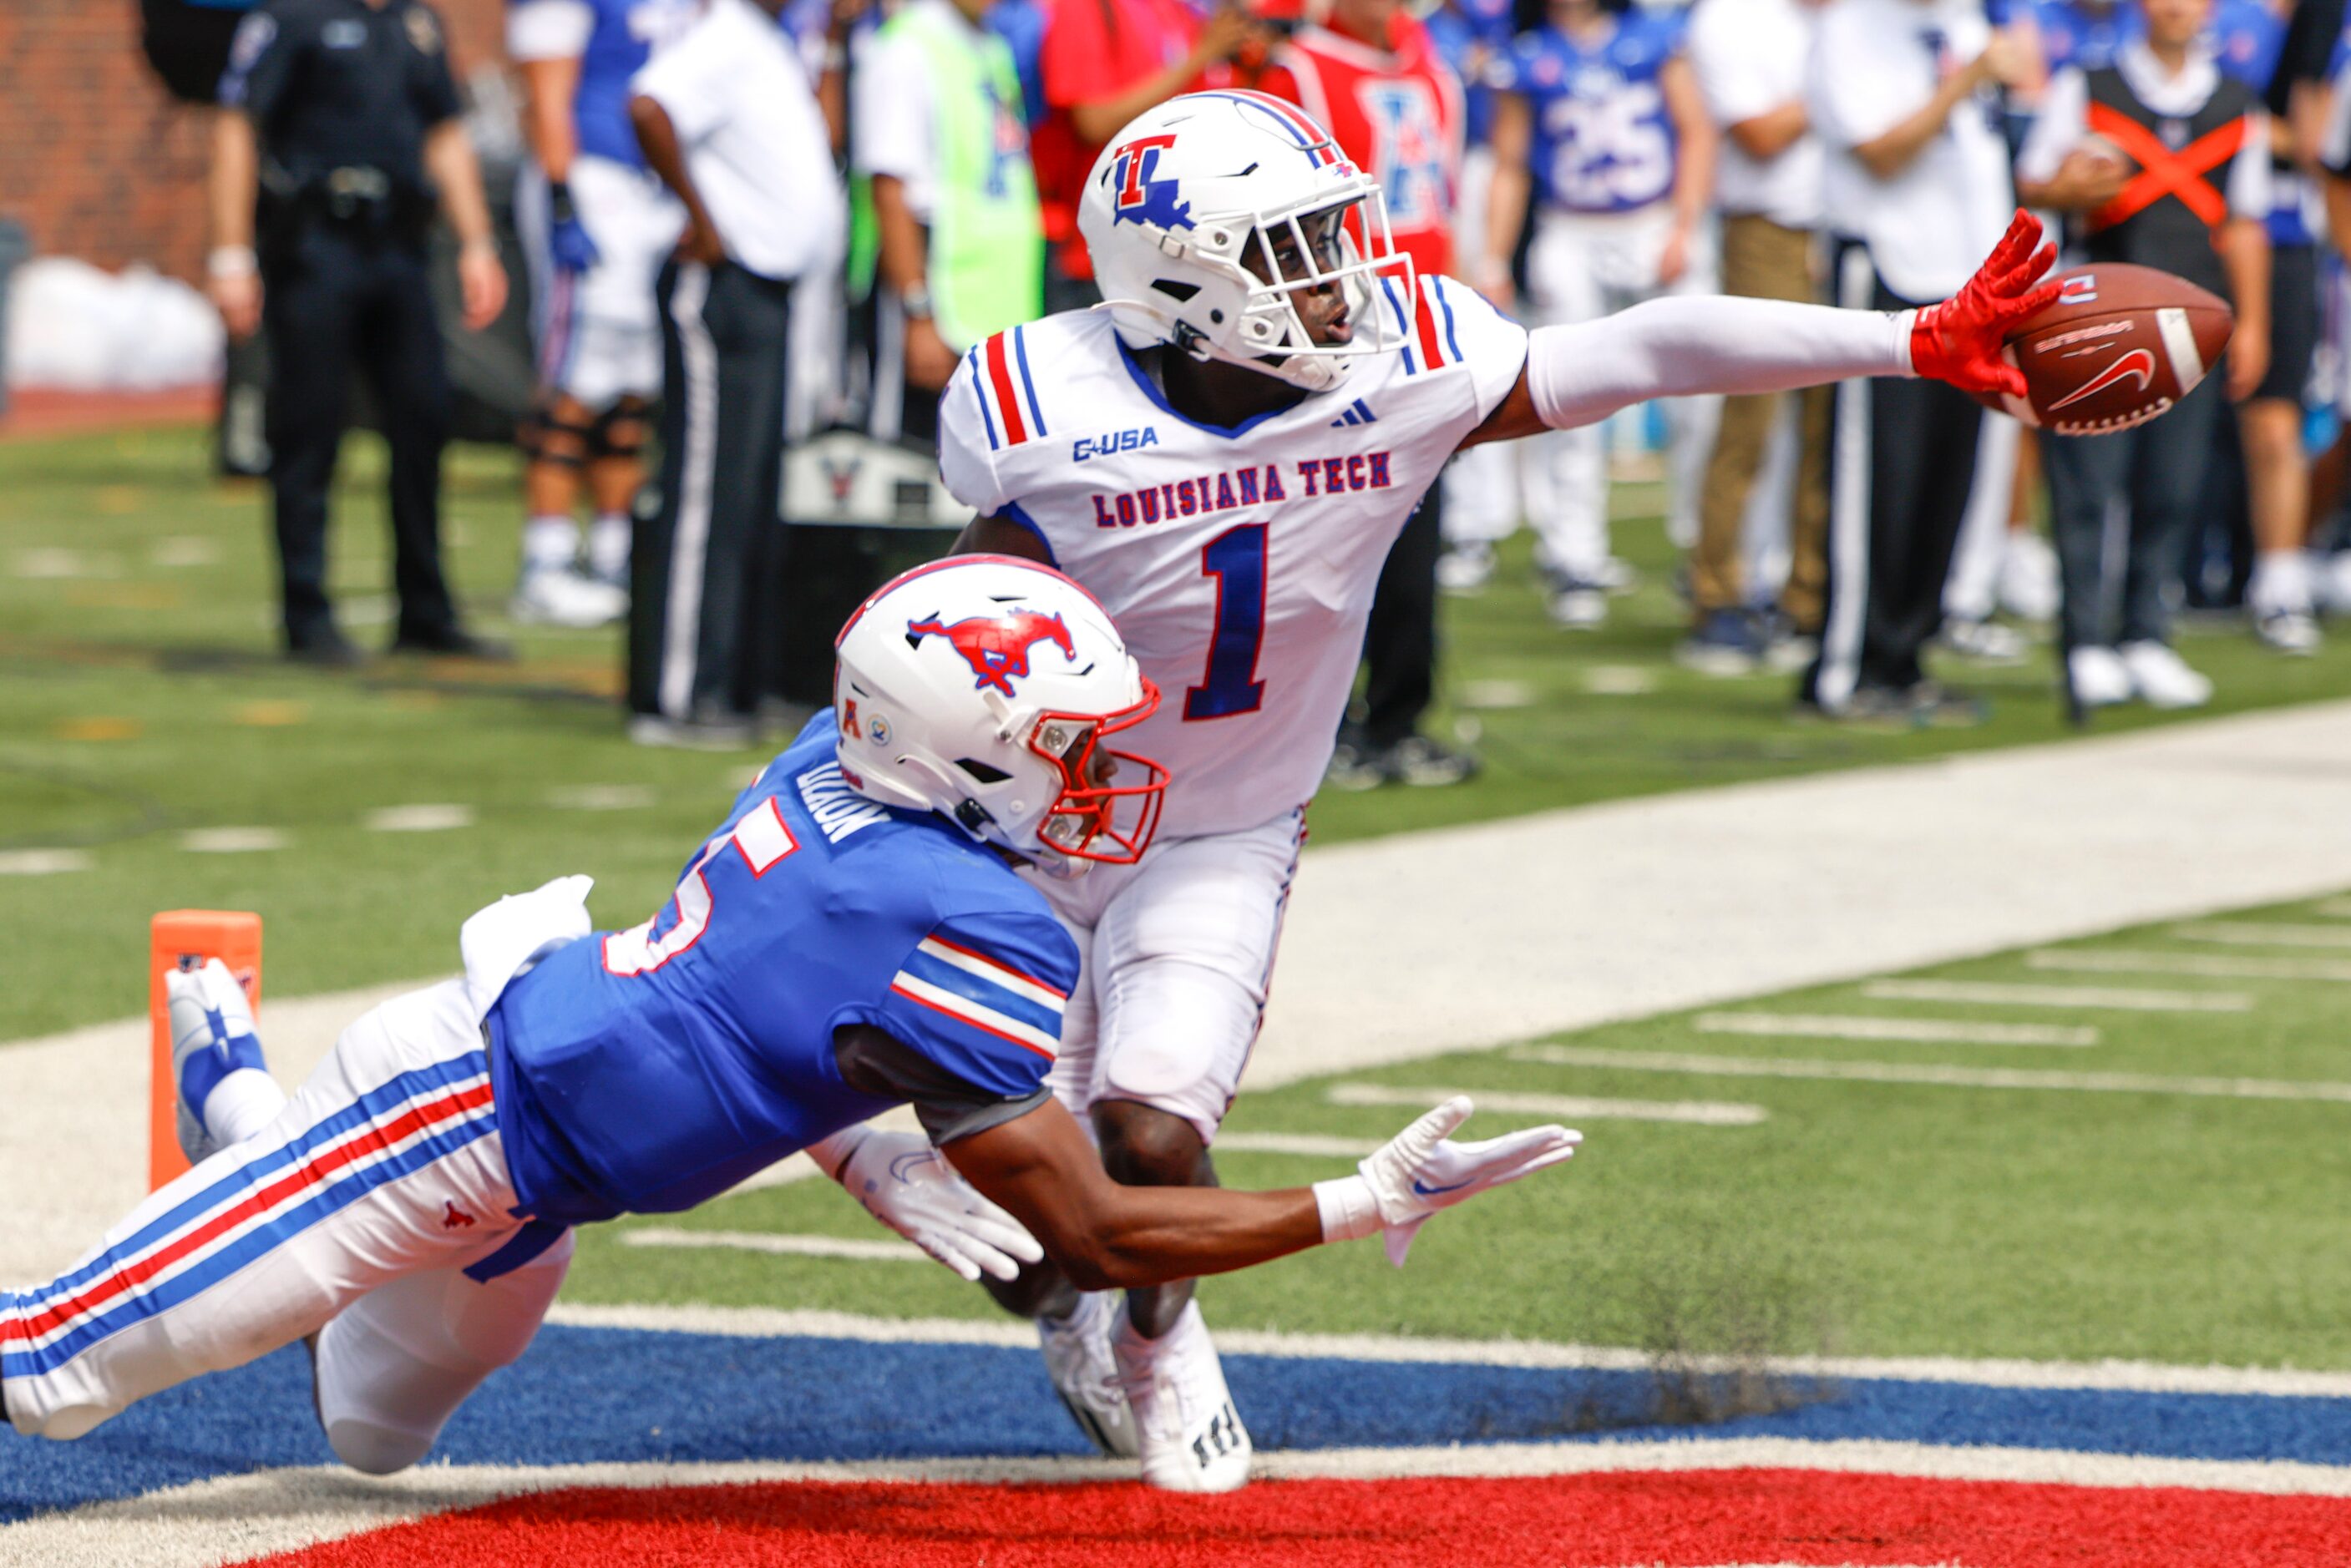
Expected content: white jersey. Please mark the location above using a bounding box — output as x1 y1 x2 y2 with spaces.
939 276 1527 839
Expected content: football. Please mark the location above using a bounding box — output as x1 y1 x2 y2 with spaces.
1982 263 2233 435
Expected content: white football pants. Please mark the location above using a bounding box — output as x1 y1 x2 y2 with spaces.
516 154 682 409
1523 203 1722 574
1036 810 1308 1145
1 981 570 1473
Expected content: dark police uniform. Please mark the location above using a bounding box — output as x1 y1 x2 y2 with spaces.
220 0 471 655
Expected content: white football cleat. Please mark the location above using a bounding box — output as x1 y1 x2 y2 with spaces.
1113 1299 1250 1493
1038 1291 1137 1457
2067 645 2132 708
166 959 269 1164
2120 640 2212 709
512 566 626 629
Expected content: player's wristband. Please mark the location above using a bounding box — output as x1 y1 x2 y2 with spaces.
548 180 579 225
1313 1175 1381 1243
207 245 257 281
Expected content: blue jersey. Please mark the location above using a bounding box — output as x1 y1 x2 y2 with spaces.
2031 0 2139 73
1426 0 1515 149
489 713 1080 1226
2208 0 2302 242
1500 13 1686 215
525 0 702 169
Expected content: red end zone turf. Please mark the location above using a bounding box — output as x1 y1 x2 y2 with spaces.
247 1469 2351 1568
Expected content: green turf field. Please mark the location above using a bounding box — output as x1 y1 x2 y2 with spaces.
562 891 2351 1372
9 425 2351 1041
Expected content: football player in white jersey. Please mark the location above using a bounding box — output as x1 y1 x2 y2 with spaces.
939 89 2057 1492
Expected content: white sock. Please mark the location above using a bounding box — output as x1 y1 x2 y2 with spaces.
202 1068 289 1147
588 513 631 581
522 516 580 573
2249 550 2313 616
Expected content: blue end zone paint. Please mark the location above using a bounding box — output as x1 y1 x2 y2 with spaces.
9 1327 2351 1522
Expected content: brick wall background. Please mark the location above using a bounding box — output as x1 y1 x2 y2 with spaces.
0 0 506 285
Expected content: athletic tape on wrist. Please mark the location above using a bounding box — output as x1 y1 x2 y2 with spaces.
1313 1175 1382 1243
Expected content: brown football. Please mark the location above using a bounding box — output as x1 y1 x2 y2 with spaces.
1979 263 2233 436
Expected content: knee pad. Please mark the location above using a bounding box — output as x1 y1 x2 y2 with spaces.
519 407 595 469
589 397 652 463
1096 959 1261 1141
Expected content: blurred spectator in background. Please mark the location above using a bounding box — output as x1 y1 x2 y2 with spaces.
2017 0 2269 709
854 0 1044 448
1428 0 1528 598
210 0 510 667
626 0 846 746
1032 0 1264 311
1258 0 1480 789
1803 0 2023 721
2026 0 2143 73
1484 0 1719 633
1684 0 1830 675
2213 0 2343 655
504 0 697 632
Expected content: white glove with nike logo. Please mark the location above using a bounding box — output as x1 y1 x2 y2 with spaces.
809 1126 1045 1282
1313 1096 1581 1267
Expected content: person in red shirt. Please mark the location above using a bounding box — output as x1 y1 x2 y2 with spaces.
1258 0 1479 788
1034 0 1264 306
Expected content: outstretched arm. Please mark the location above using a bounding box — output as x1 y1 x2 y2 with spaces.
942 1085 1577 1288
1463 210 2060 448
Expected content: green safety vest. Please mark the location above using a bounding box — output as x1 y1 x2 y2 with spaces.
852 4 1043 352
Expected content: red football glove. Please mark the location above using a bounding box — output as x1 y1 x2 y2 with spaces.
1909 210 2063 399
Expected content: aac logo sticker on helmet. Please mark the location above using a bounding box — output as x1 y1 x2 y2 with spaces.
1110 134 1193 230
905 610 1078 697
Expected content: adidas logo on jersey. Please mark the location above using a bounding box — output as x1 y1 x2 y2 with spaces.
1329 399 1377 428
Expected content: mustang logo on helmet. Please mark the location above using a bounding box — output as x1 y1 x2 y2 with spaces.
906 610 1078 697
1110 134 1193 230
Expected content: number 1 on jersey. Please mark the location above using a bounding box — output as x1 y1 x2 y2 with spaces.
1184 523 1269 721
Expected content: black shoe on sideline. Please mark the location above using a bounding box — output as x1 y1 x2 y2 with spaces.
390 625 516 662
285 626 363 668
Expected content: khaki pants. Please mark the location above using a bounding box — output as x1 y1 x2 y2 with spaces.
1692 214 1830 627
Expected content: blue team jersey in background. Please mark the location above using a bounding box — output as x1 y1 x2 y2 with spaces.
527 0 701 169
2207 0 2302 242
1499 12 1686 215
489 713 1081 1227
1426 0 1516 149
2032 0 2141 73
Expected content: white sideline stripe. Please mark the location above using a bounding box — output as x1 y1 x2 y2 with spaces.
1328 1082 1767 1126
1513 1044 2351 1107
18 1442 2351 1568
1696 1011 2098 1047
2028 948 2351 982
542 1302 2351 1397
620 1227 924 1263
1860 979 2252 1013
2176 922 2351 949
1216 1130 1382 1158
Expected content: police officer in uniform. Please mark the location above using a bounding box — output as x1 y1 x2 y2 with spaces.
210 0 509 665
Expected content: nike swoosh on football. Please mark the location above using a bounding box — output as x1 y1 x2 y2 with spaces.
1411 1177 1477 1196
2048 347 2155 412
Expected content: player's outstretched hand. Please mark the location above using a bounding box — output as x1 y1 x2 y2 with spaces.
1339 1096 1581 1267
829 1127 1045 1282
1908 210 2063 400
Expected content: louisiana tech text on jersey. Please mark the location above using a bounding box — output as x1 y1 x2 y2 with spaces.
1088 453 1396 529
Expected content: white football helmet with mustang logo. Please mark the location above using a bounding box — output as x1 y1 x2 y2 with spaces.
1079 91 1413 392
833 557 1168 874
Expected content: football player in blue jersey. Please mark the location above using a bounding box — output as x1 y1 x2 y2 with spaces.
0 557 1579 1482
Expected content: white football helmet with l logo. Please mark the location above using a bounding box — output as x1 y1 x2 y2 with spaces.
833 557 1168 875
1079 91 1413 392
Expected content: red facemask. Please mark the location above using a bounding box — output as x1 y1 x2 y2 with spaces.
1030 679 1169 865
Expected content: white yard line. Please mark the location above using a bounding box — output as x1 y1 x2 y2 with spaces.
1860 979 2252 1013
1216 1130 1382 1158
9 1440 2350 1568
1695 1012 2099 1047
11 701 2351 1282
1327 1082 1767 1127
2175 922 2351 949
2028 948 2351 982
362 804 474 833
2309 898 2351 918
540 1302 2351 1397
1512 1045 2351 1106
620 1227 923 1263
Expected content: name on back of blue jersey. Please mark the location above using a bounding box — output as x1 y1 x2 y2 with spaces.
1090 453 1394 529
798 761 891 842
1072 427 1160 463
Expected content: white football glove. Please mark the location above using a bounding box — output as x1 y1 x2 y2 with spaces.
459 874 594 1017
812 1127 1044 1282
1314 1096 1581 1267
